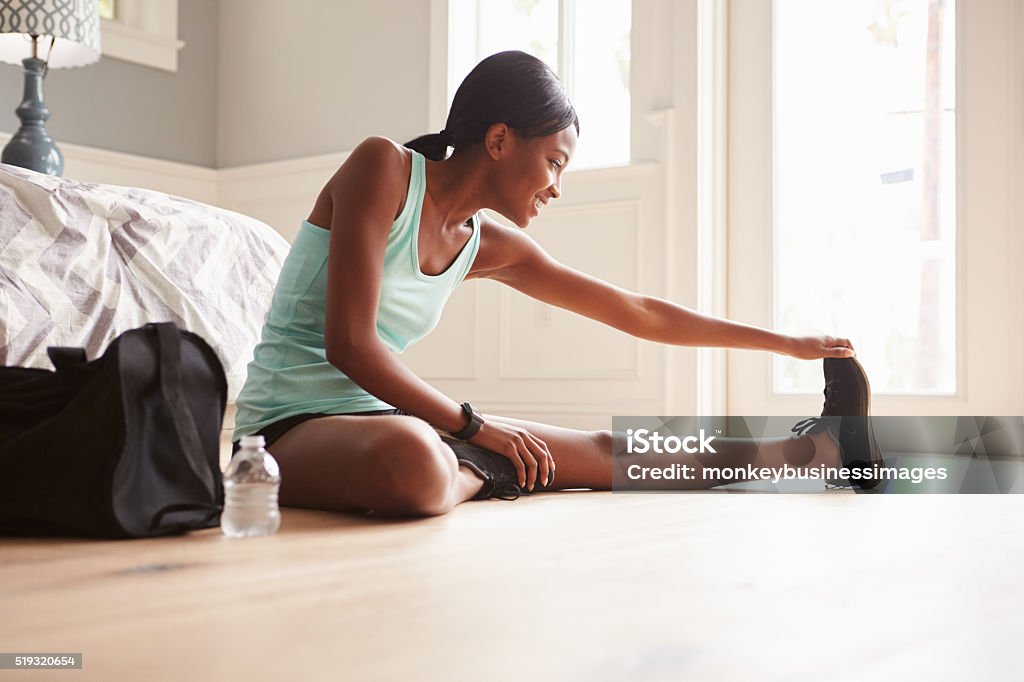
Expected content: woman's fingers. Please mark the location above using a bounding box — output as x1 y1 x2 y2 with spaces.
831 336 855 357
507 433 540 489
510 431 552 491
503 440 528 489
473 423 555 492
526 433 555 487
832 337 855 353
790 335 857 360
524 432 557 485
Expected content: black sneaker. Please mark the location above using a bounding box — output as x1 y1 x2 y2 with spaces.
441 436 530 500
791 357 883 489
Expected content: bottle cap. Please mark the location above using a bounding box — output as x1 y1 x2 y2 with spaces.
239 435 266 449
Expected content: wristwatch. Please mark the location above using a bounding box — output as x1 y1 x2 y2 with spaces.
451 402 484 441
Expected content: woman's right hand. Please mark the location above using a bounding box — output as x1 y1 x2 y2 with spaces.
785 335 856 360
467 421 554 492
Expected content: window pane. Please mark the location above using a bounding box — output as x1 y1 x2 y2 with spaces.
481 0 559 70
570 0 631 168
448 0 559 109
98 0 117 21
773 0 956 394
447 0 630 169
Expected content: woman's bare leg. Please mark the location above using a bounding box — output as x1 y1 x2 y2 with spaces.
265 414 485 517
263 412 840 517
483 414 840 492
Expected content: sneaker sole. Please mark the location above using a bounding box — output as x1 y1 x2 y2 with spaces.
826 357 883 490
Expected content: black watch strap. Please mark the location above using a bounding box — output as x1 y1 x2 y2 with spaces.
451 402 484 440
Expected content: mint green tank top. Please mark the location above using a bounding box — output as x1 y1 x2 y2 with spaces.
232 150 481 440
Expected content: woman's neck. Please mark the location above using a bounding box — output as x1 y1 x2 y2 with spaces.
422 148 492 231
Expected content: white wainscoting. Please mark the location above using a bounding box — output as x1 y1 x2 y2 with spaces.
2 119 683 431
0 132 219 204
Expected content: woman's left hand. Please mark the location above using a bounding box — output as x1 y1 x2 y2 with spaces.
785 335 856 360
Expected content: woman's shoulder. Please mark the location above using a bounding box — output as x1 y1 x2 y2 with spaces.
309 137 412 228
342 136 410 177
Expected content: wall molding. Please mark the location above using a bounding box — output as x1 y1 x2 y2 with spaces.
0 131 218 204
496 199 644 381
101 0 184 72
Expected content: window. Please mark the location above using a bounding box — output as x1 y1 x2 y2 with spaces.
772 0 956 395
446 0 631 169
727 0 1022 417
98 0 117 21
100 0 183 72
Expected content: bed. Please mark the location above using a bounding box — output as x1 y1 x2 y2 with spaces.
0 162 290 403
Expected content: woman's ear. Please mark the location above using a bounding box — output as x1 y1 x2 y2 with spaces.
484 123 511 160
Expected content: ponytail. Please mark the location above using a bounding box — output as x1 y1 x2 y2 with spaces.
404 130 453 162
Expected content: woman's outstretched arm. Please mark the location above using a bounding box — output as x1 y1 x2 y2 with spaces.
477 216 854 360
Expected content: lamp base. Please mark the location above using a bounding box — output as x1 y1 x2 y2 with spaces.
1 57 63 176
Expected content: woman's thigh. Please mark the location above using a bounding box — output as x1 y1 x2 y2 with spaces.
265 414 459 516
482 413 614 491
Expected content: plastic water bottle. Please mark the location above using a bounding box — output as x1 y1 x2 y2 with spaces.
221 435 281 537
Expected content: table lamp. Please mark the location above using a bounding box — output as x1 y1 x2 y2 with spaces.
0 0 101 176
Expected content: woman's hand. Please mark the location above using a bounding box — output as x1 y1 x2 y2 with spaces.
785 335 856 360
467 421 554 492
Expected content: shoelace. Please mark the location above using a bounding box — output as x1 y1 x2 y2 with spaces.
492 483 526 501
823 379 840 411
792 416 856 490
791 417 830 437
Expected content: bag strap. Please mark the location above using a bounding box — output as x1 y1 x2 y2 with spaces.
47 347 88 367
47 346 94 389
153 322 218 500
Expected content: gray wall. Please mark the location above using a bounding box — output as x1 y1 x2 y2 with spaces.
215 0 431 167
0 0 433 169
0 0 218 168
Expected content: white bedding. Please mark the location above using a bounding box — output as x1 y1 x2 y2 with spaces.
0 163 290 402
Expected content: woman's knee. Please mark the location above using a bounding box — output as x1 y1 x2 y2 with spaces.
371 417 458 516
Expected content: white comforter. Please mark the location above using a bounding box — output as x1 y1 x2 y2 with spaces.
0 163 289 402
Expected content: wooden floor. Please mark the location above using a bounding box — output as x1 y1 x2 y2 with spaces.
2 488 1022 681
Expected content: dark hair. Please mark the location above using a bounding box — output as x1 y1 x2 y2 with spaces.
405 50 579 162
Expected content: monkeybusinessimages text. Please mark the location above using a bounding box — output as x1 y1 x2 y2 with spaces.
622 428 949 485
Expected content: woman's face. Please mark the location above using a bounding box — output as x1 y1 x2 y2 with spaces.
489 124 578 228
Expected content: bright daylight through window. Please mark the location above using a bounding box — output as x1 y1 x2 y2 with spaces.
773 0 956 395
448 0 631 169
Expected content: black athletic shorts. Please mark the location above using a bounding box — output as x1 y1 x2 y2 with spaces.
231 409 416 456
231 409 552 496
230 409 499 465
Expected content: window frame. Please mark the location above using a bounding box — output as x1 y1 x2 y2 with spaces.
100 0 184 72
429 0 631 168
725 0 1024 417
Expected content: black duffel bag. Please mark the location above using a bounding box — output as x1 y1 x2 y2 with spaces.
0 322 226 538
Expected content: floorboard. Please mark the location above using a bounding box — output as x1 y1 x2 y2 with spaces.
2 490 1021 681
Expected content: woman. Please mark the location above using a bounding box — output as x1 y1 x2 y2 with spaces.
232 51 866 517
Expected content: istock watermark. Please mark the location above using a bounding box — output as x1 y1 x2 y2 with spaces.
625 428 717 454
610 416 1024 494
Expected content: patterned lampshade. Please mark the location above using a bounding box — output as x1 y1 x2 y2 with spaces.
0 0 101 68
